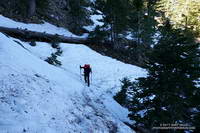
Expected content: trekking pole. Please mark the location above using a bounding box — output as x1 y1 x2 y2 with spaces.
80 65 82 81
91 72 92 84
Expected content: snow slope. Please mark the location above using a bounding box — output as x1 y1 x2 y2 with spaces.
0 15 87 38
0 14 102 37
0 16 146 133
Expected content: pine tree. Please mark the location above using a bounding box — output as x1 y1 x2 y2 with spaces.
27 0 36 17
68 0 90 35
94 0 130 49
114 78 132 106
186 0 200 35
128 22 200 131
127 0 158 47
16 0 48 17
156 0 200 35
141 0 158 46
129 0 144 45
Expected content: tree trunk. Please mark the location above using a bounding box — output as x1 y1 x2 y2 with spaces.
0 26 89 44
27 0 36 17
137 10 141 45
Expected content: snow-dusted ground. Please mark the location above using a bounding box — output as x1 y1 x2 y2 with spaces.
0 15 87 38
84 14 104 32
0 16 146 133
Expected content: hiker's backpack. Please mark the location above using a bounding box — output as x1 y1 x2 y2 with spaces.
83 64 91 74
84 64 90 69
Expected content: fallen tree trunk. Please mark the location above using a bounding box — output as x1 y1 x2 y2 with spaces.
0 26 146 67
0 26 90 44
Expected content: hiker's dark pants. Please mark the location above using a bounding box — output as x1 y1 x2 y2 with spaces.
84 74 90 87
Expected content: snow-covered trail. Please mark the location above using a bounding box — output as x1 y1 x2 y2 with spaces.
0 15 146 133
0 32 146 133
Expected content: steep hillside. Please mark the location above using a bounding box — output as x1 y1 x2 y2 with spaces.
1 0 199 132
0 0 95 35
0 19 146 132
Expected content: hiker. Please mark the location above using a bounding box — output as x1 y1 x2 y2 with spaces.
80 64 92 87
